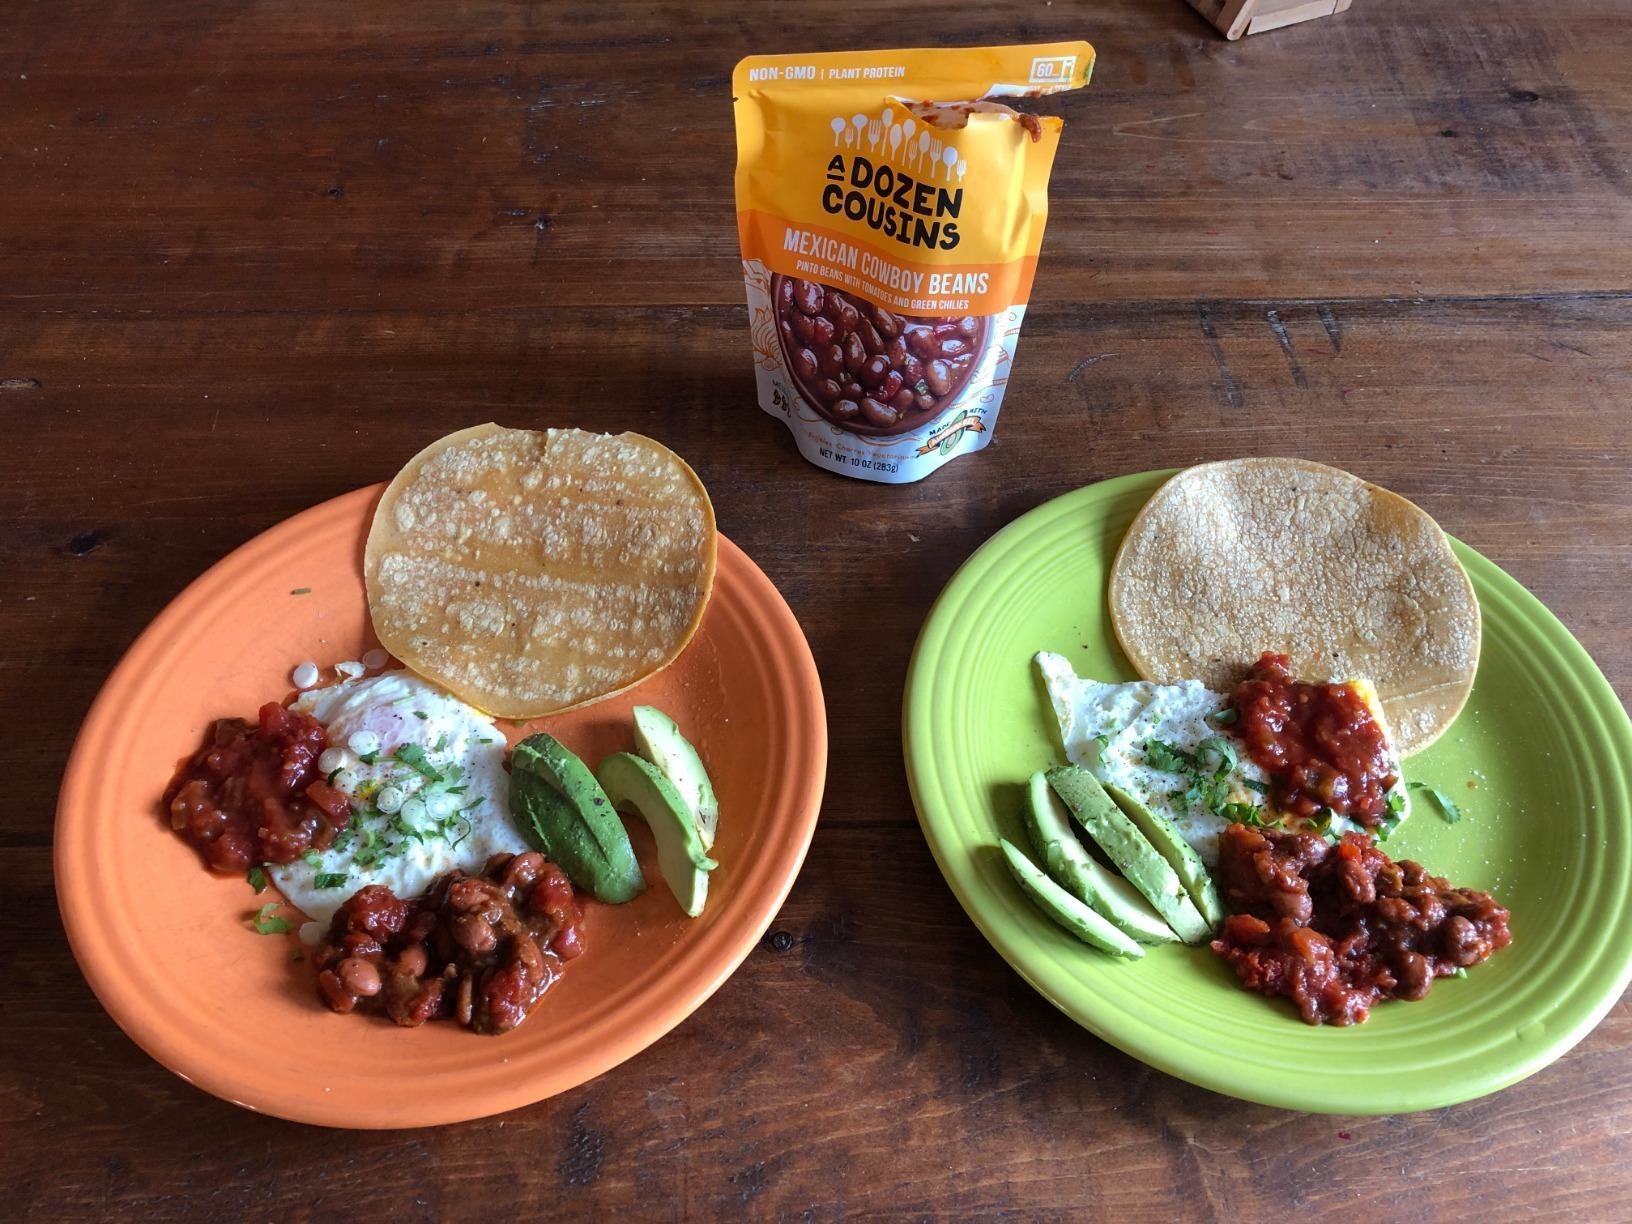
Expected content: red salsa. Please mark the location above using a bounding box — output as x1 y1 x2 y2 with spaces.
1231 651 1398 827
1211 823 1512 1025
163 702 353 873
314 851 585 1035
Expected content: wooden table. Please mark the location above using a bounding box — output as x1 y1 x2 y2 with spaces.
7 0 1630 1216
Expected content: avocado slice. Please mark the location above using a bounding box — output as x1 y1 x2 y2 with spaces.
1020 771 1177 945
1102 781 1226 931
999 839 1144 959
632 705 718 851
511 734 644 904
597 752 717 918
1045 765 1211 944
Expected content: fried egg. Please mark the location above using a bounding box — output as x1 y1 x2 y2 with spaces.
270 670 524 924
1034 651 1408 866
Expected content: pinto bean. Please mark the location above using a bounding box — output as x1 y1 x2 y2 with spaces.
860 397 899 428
924 359 953 397
453 914 498 956
792 279 823 316
317 969 356 1013
337 957 382 997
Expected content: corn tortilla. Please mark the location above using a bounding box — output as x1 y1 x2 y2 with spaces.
366 424 716 718
1108 458 1480 755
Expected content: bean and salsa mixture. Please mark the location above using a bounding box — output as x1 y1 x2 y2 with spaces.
1211 822 1511 1025
315 852 585 1034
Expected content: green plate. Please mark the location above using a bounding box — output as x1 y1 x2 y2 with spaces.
903 469 1632 1114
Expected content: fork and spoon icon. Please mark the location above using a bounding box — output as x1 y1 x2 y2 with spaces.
836 106 967 182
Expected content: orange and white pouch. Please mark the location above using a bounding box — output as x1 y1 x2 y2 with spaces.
733 42 1094 483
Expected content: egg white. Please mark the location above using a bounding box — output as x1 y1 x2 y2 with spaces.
270 671 525 924
1034 651 1408 866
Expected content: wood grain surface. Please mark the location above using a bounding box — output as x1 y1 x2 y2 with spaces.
5 0 1630 1218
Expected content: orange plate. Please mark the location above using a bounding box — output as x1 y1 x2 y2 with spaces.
55 486 826 1128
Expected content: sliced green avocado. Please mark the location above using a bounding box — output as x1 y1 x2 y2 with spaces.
1102 781 1225 931
999 839 1144 959
632 705 718 851
1045 765 1211 945
597 752 717 918
511 734 644 904
1020 771 1177 945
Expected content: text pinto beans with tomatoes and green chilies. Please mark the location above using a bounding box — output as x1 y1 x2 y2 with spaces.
734 43 1093 483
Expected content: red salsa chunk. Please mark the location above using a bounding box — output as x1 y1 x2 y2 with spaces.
315 851 586 1035
163 702 353 872
1211 823 1511 1025
1231 651 1398 826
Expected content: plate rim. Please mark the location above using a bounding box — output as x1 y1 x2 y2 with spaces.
55 484 827 1128
903 467 1632 1114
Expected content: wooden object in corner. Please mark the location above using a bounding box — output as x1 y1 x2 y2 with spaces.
1188 0 1352 39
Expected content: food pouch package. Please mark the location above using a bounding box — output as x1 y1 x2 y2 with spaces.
733 43 1093 483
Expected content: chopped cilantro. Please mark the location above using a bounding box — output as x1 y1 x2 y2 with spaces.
1221 802 1279 829
1373 792 1409 842
302 850 322 867
1188 771 1234 811
1195 736 1238 777
1145 736 1265 826
306 744 483 872
1143 739 1198 774
326 767 343 785
357 751 379 766
390 813 427 844
433 733 448 752
252 903 294 935
353 826 384 868
393 742 443 782
413 710 429 721
331 809 362 853
247 865 269 894
1207 707 1239 727
1409 781 1462 824
1243 779 1270 795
